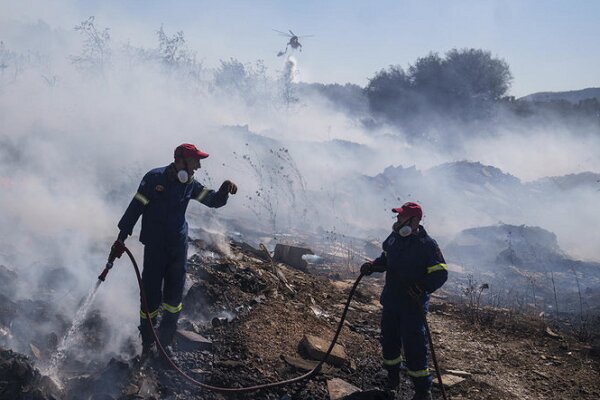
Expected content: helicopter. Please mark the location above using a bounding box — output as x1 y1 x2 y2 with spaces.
273 29 313 57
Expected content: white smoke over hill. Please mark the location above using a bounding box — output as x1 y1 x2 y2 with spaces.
0 12 599 364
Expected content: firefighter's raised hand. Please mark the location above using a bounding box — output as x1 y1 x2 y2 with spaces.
219 180 238 195
109 239 126 261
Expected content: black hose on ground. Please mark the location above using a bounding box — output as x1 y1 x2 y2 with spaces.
123 246 365 394
419 303 448 400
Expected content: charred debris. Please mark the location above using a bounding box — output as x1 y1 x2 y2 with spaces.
1 228 600 400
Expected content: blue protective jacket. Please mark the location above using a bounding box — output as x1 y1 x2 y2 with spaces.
118 164 228 246
373 226 448 309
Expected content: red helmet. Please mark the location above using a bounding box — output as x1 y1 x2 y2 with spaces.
392 202 423 220
174 143 209 160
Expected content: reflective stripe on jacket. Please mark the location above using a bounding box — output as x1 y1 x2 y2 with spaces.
118 164 228 245
373 226 448 309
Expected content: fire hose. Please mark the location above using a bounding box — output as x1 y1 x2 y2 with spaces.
98 246 446 398
98 245 365 393
417 299 448 400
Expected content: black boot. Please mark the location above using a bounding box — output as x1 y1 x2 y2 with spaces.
141 340 155 359
411 390 432 400
139 321 156 359
384 366 400 390
157 323 177 349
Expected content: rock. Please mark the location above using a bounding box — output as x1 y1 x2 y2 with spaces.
545 327 561 338
29 343 42 360
444 369 472 377
300 334 348 367
327 378 360 400
273 244 314 271
281 355 334 373
175 329 213 352
434 373 466 388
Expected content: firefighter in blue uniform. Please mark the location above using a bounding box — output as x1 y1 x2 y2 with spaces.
110 143 237 356
361 202 447 400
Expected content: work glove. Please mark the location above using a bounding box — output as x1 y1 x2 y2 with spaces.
218 180 238 195
360 262 386 276
407 283 426 300
109 239 126 261
360 262 374 276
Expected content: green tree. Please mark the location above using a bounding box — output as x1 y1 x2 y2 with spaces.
365 66 413 121
442 48 512 102
365 48 513 124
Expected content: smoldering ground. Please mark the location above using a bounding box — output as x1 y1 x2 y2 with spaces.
0 10 599 381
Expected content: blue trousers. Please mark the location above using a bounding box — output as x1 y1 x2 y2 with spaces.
139 241 187 346
380 305 432 392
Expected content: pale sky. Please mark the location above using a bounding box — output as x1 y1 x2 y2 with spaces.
2 0 599 97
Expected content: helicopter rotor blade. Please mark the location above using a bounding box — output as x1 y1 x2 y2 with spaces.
272 29 292 37
298 35 314 38
289 30 296 36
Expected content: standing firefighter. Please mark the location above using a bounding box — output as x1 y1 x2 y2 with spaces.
110 144 237 356
361 202 447 400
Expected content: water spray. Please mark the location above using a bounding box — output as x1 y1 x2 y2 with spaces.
44 279 103 387
44 249 119 386
101 244 366 394
46 243 446 397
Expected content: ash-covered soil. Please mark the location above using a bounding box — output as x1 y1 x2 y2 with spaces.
2 239 600 400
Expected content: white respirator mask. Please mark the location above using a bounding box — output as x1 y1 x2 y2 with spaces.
393 217 414 237
177 169 189 184
398 225 413 237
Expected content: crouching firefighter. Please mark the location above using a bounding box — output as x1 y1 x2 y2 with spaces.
360 202 447 400
110 143 237 357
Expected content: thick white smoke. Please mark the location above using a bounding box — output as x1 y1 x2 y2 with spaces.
0 10 598 367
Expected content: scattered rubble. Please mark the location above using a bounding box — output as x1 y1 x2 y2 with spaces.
1 235 600 399
0 348 61 400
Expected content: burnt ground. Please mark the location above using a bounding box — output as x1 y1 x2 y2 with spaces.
2 240 600 400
